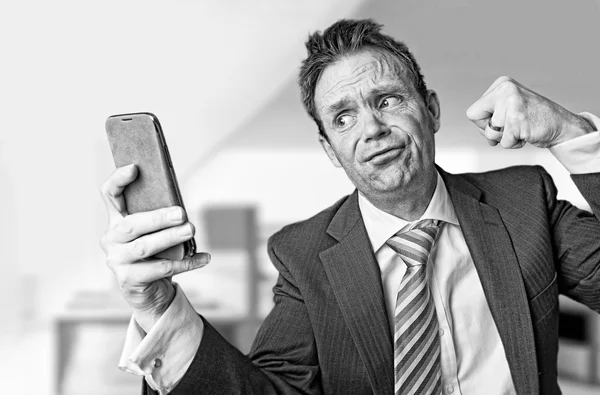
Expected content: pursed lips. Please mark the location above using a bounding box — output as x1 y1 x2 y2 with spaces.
362 144 405 163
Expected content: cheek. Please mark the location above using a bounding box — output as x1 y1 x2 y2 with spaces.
326 142 353 171
338 132 362 161
386 106 421 128
401 111 434 144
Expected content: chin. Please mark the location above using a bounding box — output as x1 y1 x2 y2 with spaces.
364 174 408 195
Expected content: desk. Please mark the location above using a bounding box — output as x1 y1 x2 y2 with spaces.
54 290 249 395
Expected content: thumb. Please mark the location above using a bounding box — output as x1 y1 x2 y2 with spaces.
134 252 212 284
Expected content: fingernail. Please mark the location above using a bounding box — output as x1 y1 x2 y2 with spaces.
195 253 210 267
169 208 183 222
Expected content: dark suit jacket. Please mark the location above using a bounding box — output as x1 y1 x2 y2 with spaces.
155 165 600 395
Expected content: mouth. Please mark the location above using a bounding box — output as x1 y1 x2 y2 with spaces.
364 146 404 164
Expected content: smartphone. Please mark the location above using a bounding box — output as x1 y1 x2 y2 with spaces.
105 112 196 261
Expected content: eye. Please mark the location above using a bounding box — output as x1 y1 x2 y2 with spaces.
379 95 402 109
334 114 355 128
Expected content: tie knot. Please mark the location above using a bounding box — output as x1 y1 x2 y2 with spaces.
386 220 441 267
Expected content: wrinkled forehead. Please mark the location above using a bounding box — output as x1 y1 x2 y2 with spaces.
314 48 414 113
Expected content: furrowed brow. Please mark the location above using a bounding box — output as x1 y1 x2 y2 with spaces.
371 83 408 96
324 98 352 116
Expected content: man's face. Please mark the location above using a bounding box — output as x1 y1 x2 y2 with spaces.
315 49 440 201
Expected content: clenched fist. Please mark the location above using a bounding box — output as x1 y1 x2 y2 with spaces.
466 76 596 148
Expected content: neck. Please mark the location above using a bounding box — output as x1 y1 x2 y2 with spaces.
363 167 437 221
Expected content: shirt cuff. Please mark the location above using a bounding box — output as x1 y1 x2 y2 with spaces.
550 112 600 174
118 282 204 394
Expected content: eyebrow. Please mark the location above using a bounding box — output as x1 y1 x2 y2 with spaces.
323 98 353 116
371 83 409 97
322 83 409 116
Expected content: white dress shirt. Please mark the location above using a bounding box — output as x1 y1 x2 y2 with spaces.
119 112 600 394
359 173 514 395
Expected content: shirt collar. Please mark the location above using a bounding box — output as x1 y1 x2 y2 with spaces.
358 171 459 252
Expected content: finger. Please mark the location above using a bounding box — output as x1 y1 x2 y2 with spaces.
499 112 526 149
498 126 520 148
466 99 493 130
478 125 499 146
466 82 503 128
484 127 503 145
107 206 187 243
488 106 506 132
120 222 196 262
513 140 526 149
500 130 525 148
100 164 138 218
466 76 514 129
482 107 506 145
128 253 212 284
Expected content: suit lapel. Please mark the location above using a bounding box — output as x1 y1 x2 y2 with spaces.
319 191 394 395
440 169 539 395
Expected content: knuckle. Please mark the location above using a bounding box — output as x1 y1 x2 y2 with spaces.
132 239 146 258
506 111 525 124
110 220 122 233
117 216 134 234
502 82 519 97
496 75 512 85
159 260 174 276
505 93 522 107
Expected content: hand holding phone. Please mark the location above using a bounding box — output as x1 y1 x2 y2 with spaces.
105 112 195 260
100 113 209 331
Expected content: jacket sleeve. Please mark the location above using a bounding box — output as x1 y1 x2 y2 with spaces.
542 167 600 312
161 237 322 394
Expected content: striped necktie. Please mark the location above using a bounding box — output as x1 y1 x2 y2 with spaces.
386 219 442 395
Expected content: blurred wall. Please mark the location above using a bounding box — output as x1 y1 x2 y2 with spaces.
0 0 364 326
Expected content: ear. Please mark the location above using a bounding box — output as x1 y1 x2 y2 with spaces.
318 134 342 168
425 89 441 133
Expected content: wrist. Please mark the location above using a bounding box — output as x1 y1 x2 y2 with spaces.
133 281 176 333
554 113 597 147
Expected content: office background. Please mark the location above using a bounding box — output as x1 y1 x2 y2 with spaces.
1 0 599 393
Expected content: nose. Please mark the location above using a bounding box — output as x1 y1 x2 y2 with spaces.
362 111 390 141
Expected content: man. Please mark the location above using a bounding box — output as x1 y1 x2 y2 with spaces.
100 19 600 394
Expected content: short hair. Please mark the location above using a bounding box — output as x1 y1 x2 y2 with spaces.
299 19 428 138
